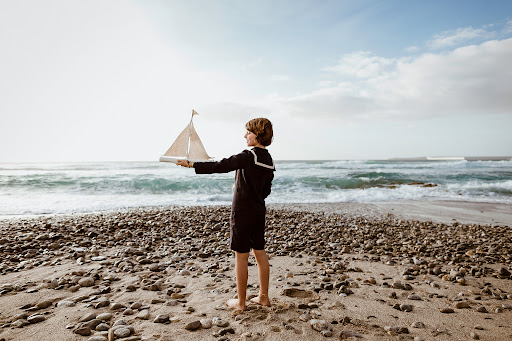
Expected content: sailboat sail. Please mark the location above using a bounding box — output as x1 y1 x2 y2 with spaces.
159 110 213 163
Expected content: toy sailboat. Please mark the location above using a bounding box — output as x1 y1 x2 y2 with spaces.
159 110 214 163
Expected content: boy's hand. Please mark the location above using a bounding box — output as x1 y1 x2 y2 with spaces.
176 160 189 167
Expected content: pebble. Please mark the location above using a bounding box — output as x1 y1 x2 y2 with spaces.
79 312 97 322
411 321 425 328
153 314 169 323
212 317 229 327
114 327 132 338
184 320 201 331
200 318 213 329
27 314 45 324
400 304 413 312
136 310 150 320
78 277 95 287
477 306 488 313
96 313 113 321
440 308 455 313
339 329 362 339
88 337 107 341
455 301 471 309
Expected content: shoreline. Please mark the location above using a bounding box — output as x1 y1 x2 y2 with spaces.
2 199 512 227
1 203 511 340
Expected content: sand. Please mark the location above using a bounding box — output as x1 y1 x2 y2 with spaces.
0 201 511 341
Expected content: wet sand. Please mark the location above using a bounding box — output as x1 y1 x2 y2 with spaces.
0 201 511 341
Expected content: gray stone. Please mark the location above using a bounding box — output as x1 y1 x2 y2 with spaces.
153 314 169 323
136 310 150 320
79 312 97 322
27 314 45 324
78 277 95 287
185 320 201 331
114 327 132 338
200 318 212 329
96 312 113 321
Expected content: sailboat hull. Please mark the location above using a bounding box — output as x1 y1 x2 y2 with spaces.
159 156 214 163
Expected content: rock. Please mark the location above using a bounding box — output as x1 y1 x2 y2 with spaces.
470 331 480 339
339 329 362 339
11 319 30 328
36 300 53 309
114 327 132 338
411 321 425 328
212 317 229 327
96 312 113 321
91 256 106 261
440 308 455 313
27 314 45 323
88 336 107 341
200 318 212 329
78 277 95 287
73 326 92 336
400 304 413 312
96 323 110 331
310 319 330 332
408 294 422 300
477 306 488 313
497 267 511 278
136 310 150 320
153 314 169 323
79 312 97 322
57 300 76 307
185 320 201 331
455 302 471 309
110 302 125 310
179 269 191 276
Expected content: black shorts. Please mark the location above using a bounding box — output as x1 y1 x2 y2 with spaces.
230 210 266 253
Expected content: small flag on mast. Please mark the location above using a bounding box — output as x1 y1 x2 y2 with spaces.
192 109 199 116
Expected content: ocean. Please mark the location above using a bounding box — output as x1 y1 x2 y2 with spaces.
1 159 511 217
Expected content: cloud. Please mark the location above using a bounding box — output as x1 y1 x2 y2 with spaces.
504 19 512 34
273 38 512 121
323 51 395 78
426 26 494 50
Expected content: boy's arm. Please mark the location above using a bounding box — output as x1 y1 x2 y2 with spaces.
194 150 250 174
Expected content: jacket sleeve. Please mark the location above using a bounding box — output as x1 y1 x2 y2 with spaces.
194 150 251 174
262 172 274 199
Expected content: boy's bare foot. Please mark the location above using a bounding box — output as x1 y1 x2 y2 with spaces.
250 294 271 307
227 298 246 311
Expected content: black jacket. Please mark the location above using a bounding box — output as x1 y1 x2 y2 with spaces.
194 147 275 213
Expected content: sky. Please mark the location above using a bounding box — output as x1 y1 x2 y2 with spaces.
1 0 512 162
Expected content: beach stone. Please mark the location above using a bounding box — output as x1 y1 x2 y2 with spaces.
185 320 201 331
502 303 512 310
455 302 471 309
136 310 150 320
78 277 95 287
114 327 132 338
179 269 191 276
213 317 229 327
11 319 30 328
154 314 169 323
440 308 455 313
74 326 92 336
57 300 76 307
477 306 488 313
96 323 110 331
91 256 106 261
200 318 212 329
88 336 107 341
400 304 413 312
411 321 425 328
36 299 53 309
79 312 97 322
27 314 45 323
96 312 113 321
471 331 480 339
408 294 422 300
339 329 362 339
310 319 330 332
110 302 125 310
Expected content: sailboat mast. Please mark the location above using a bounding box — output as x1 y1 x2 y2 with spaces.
186 113 192 159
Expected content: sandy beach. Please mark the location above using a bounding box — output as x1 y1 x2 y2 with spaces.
0 201 511 341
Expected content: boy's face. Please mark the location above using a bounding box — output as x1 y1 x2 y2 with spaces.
245 130 259 147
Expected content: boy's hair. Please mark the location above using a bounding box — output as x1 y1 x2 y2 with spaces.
246 118 273 146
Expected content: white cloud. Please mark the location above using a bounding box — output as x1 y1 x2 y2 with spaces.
504 19 512 34
427 26 494 50
273 38 512 121
323 51 395 78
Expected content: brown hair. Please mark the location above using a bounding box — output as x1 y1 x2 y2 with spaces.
246 118 273 146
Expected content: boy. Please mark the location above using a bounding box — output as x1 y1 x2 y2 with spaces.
177 118 275 310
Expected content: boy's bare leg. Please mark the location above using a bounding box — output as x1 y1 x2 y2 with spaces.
227 251 249 310
250 249 271 306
